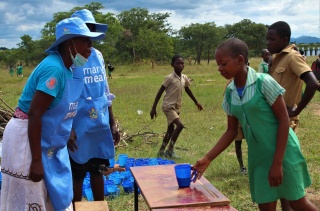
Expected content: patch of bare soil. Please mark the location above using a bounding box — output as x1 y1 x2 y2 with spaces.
306 188 320 208
309 103 320 116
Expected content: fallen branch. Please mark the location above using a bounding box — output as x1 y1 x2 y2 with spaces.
0 97 15 113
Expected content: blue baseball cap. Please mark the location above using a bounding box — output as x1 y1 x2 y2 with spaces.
46 17 106 53
71 9 108 33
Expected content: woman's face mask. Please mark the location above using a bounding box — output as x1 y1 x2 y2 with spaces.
69 39 88 67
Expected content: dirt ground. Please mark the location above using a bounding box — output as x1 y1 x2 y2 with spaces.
309 103 320 116
307 188 320 208
304 102 320 207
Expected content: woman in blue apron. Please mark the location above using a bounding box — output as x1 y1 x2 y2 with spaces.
67 9 120 205
1 17 105 211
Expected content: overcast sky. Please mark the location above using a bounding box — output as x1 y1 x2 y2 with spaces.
0 0 319 49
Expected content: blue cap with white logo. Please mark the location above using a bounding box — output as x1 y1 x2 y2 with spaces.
46 17 106 53
71 9 108 33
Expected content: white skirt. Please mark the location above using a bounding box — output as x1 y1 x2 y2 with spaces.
1 118 73 211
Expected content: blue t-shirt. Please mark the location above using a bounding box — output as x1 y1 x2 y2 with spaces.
18 53 72 112
237 87 244 98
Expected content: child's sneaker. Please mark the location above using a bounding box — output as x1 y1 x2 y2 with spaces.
240 167 247 175
164 150 180 158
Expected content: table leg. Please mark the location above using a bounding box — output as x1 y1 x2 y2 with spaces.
134 181 138 211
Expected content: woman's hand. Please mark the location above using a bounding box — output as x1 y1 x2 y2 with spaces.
29 159 44 182
111 124 120 146
67 129 78 152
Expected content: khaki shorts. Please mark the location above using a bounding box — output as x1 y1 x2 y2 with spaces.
235 123 244 140
162 105 180 124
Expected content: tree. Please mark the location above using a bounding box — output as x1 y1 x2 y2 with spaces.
0 49 18 67
17 35 34 66
179 23 226 65
117 8 172 62
136 29 173 68
94 12 123 63
225 19 268 56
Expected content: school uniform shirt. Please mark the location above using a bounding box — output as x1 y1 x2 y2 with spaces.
258 60 269 73
223 67 311 204
17 65 23 74
161 71 190 110
269 44 311 108
70 48 115 164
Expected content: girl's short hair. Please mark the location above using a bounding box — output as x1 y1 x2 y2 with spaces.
216 38 249 64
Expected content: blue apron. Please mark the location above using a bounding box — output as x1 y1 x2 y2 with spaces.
70 48 115 164
41 75 83 211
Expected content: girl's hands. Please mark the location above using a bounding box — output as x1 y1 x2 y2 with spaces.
192 156 211 181
268 162 283 187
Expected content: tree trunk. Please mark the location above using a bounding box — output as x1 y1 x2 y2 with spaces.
132 47 136 62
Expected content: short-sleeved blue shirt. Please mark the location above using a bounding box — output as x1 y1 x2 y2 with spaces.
18 53 72 112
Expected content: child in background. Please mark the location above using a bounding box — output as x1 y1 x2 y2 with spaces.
16 63 23 78
9 65 14 77
192 38 318 211
257 49 270 73
107 61 114 79
267 21 319 211
267 21 319 131
150 54 203 158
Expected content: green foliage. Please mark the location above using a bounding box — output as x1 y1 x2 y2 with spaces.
179 23 227 65
0 49 19 67
135 29 173 67
17 35 35 66
2 2 318 67
117 8 172 63
225 19 268 56
94 12 123 63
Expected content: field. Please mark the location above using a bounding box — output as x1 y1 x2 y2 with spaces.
1 56 320 210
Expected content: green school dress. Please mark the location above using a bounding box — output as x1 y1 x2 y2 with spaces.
17 66 23 75
225 70 311 204
9 67 14 76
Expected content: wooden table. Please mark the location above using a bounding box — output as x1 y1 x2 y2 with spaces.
151 205 237 210
75 201 109 211
130 164 237 211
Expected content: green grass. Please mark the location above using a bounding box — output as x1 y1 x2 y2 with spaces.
1 56 320 211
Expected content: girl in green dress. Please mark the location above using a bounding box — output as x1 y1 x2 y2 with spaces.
9 65 14 76
192 38 318 211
